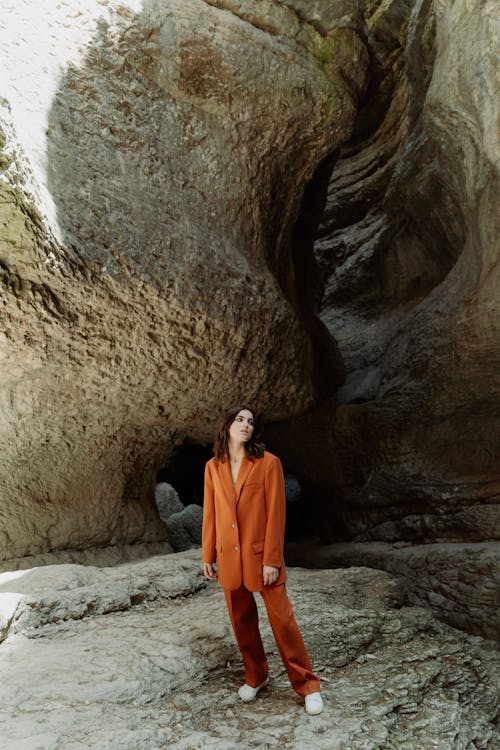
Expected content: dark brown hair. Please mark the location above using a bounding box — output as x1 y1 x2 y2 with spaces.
213 405 265 462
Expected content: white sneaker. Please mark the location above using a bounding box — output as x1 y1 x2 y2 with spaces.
238 677 269 702
305 691 323 715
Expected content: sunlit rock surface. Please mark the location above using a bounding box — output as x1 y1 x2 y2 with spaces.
0 0 367 561
0 552 498 749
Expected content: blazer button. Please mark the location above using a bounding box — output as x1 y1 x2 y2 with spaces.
231 523 236 529
234 545 239 551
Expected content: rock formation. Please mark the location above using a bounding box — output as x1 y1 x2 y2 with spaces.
165 504 203 551
0 0 367 561
0 0 498 642
0 553 498 749
285 539 500 642
155 482 185 523
266 0 500 547
263 0 500 638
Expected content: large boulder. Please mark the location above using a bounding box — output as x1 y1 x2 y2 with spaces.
0 0 368 561
165 504 203 551
154 483 184 523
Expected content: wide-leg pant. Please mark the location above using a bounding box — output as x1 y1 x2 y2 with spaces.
224 583 320 697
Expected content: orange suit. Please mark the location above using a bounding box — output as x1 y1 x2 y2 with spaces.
202 451 320 697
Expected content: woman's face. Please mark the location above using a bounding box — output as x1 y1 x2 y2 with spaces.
229 409 255 444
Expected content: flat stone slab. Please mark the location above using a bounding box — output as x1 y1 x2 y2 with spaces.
0 551 498 749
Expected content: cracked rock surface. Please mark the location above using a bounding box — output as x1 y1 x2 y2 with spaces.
0 551 498 749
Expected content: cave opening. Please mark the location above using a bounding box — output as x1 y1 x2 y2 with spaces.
157 440 212 508
156 439 318 544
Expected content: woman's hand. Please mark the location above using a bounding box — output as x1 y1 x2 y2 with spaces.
203 562 217 581
263 565 279 586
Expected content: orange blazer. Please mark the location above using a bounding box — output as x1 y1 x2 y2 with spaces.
202 450 287 591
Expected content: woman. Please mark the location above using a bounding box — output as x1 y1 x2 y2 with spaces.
202 405 323 715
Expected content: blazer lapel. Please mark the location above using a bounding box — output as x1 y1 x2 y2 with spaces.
235 455 255 504
218 459 236 505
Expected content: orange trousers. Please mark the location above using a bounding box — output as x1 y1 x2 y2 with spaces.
224 583 320 697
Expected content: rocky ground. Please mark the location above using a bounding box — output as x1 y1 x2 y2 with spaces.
285 540 500 642
0 550 498 750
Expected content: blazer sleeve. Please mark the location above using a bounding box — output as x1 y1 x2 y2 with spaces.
202 462 216 564
263 456 286 568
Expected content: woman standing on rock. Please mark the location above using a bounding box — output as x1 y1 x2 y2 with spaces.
202 405 323 715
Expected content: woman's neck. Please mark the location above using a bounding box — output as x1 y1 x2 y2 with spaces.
228 440 245 463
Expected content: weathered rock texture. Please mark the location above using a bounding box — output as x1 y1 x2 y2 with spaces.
0 0 368 561
0 541 173 575
267 0 500 545
0 0 498 647
262 0 500 636
0 553 498 749
285 540 500 641
165 504 203 551
155 483 184 523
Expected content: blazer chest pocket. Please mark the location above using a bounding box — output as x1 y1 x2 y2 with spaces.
252 540 265 554
241 481 264 497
